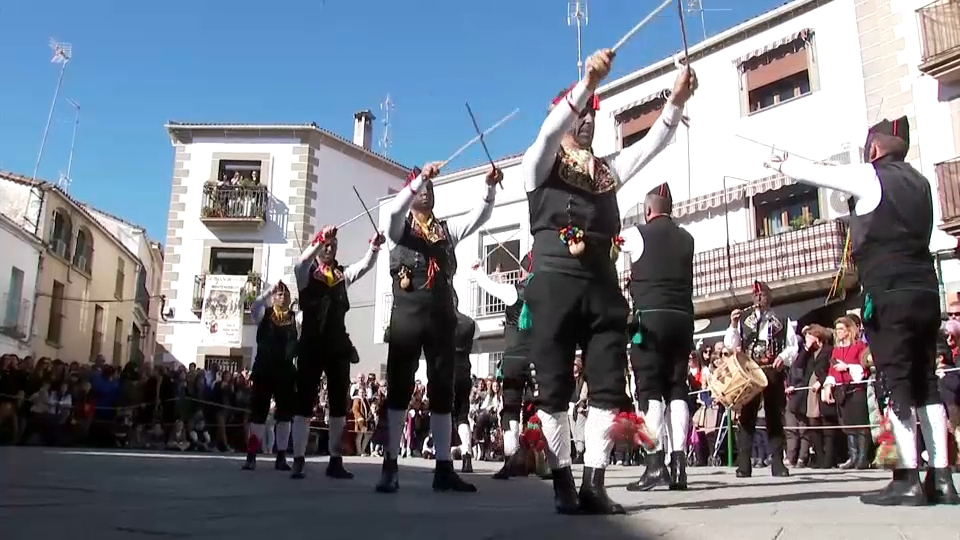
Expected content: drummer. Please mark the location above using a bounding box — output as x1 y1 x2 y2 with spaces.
723 281 798 478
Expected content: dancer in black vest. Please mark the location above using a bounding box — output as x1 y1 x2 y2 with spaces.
622 182 695 491
521 48 695 514
243 281 298 471
290 225 383 480
724 281 797 478
452 291 478 473
768 116 958 505
376 163 500 494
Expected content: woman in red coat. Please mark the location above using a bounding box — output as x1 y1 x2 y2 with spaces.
823 316 870 469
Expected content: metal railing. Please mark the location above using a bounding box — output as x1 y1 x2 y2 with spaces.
469 269 524 317
936 157 960 226
1 294 31 340
380 293 393 330
135 285 151 315
191 274 263 312
200 184 269 221
918 0 960 63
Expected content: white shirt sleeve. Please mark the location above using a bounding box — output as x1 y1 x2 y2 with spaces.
473 269 519 305
607 103 683 190
521 80 594 192
777 161 882 215
723 324 741 350
776 319 798 367
343 244 380 287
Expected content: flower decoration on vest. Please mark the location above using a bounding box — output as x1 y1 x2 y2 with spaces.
559 225 585 256
610 235 625 261
610 411 656 451
521 415 547 452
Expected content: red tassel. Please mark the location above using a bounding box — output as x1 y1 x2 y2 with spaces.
610 411 655 450
246 434 261 454
521 415 547 452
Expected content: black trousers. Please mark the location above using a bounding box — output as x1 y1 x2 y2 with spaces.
737 368 787 469
630 310 694 403
385 304 457 415
862 289 940 420
525 271 630 414
501 348 533 428
453 353 473 425
294 332 352 418
249 362 295 424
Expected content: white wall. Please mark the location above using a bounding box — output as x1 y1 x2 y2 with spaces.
0 216 42 357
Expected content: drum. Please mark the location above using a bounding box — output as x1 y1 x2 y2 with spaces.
707 350 768 410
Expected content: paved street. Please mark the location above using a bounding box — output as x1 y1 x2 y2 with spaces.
1 448 958 540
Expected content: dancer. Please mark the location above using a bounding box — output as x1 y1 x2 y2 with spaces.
622 182 695 491
290 225 383 480
376 163 501 494
766 116 959 505
243 281 298 471
723 281 797 477
521 47 696 514
452 290 478 473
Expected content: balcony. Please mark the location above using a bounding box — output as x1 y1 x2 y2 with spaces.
917 0 960 82
191 273 263 315
937 157 960 236
692 219 854 315
1 294 31 340
468 270 524 318
133 286 151 322
199 184 268 228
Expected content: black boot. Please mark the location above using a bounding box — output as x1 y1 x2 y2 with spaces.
493 449 529 480
374 457 399 493
578 467 625 515
923 467 960 505
669 451 687 490
626 451 670 491
433 460 477 492
241 452 256 471
461 453 473 474
840 434 857 470
274 451 290 471
551 466 580 515
860 468 926 506
736 430 754 478
290 456 306 479
855 434 871 470
326 456 354 479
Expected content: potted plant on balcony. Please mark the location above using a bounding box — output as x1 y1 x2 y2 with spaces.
789 215 814 232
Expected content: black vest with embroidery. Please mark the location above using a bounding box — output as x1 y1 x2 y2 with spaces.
527 148 621 280
847 160 938 294
740 308 786 362
389 217 457 311
254 310 298 371
299 262 350 342
629 216 695 314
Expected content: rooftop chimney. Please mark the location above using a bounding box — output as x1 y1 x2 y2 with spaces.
353 110 376 150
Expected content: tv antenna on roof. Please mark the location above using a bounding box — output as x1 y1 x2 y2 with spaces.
58 98 80 191
567 0 588 79
33 38 72 182
686 0 731 42
379 94 394 154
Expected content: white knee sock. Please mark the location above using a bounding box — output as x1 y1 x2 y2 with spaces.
888 406 919 469
503 420 520 457
917 404 950 468
457 423 472 456
292 416 310 458
644 399 665 452
247 423 265 453
667 399 690 453
328 416 345 457
431 413 452 462
387 408 406 459
537 410 572 469
274 421 290 453
583 407 616 469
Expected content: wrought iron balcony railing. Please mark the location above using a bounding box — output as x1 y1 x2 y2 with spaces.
469 270 524 317
936 156 960 235
200 184 269 223
918 0 960 64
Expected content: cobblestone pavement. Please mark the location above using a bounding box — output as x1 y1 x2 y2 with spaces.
1 448 958 540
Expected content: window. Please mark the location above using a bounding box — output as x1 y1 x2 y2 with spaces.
115 258 125 300
740 32 815 115
217 160 262 186
208 247 254 275
129 324 143 364
3 267 25 335
47 281 65 344
90 305 104 361
113 317 124 366
73 228 93 274
616 91 671 149
754 184 820 238
488 352 503 378
49 210 72 259
622 202 644 228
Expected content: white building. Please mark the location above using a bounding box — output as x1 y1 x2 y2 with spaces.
371 0 960 378
0 213 43 357
157 113 408 373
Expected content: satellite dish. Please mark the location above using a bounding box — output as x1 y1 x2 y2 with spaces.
829 190 851 216
694 319 710 333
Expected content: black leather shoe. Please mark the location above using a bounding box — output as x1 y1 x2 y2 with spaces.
375 458 399 493
493 449 529 480
241 453 256 471
551 467 580 515
669 451 687 490
290 456 306 479
626 451 670 491
274 452 291 471
860 469 927 506
923 467 960 505
433 460 477 492
461 454 474 474
578 467 625 515
326 456 354 479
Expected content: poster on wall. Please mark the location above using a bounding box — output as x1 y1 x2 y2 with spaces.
200 275 246 346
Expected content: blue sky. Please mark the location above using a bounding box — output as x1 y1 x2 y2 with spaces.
0 0 786 240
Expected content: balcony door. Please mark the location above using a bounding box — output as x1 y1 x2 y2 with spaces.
208 248 254 276
4 267 24 329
